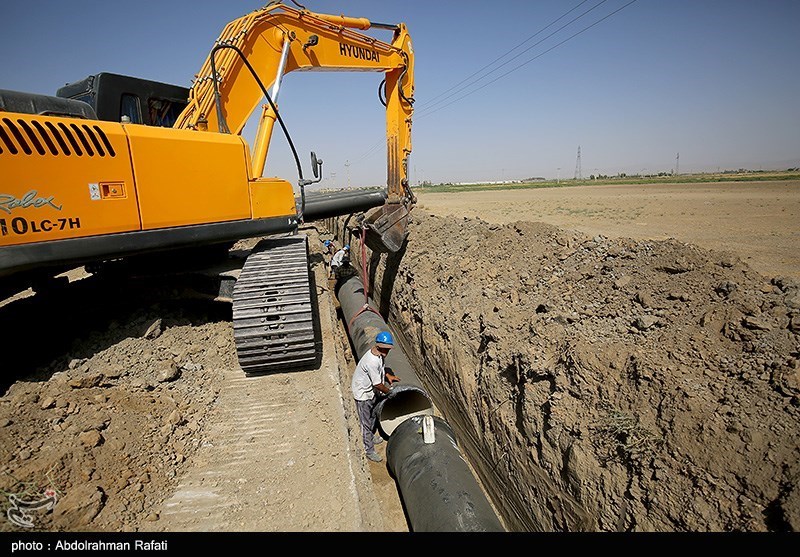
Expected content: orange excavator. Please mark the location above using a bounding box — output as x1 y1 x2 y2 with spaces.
0 2 415 373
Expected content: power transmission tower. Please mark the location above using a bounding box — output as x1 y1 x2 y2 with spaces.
574 145 582 180
675 152 680 176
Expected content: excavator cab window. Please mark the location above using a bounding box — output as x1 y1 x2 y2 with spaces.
121 94 142 124
148 98 182 127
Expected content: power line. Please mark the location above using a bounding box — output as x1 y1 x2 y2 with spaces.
340 2 597 170
340 1 638 180
348 137 384 166
417 0 639 120
417 0 611 116
417 0 594 110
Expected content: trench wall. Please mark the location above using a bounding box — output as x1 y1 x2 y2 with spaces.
325 215 593 531
324 211 800 533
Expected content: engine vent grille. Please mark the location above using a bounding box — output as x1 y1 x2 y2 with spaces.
0 117 116 157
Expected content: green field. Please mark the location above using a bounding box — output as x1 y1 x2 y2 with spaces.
413 170 800 194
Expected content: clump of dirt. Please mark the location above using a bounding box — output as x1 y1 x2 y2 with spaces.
0 285 233 532
366 213 800 531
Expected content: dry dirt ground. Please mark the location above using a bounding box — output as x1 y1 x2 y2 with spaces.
1 179 798 532
416 180 800 280
0 231 406 533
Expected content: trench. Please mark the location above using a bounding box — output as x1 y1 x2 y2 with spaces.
325 217 505 532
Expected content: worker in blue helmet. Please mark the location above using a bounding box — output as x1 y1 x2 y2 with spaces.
350 331 401 462
322 240 335 257
329 244 350 279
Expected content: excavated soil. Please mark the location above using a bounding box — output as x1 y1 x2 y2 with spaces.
394 181 800 531
1 180 799 532
360 210 800 532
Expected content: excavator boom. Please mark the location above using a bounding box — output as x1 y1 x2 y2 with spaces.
176 3 415 251
1 3 414 285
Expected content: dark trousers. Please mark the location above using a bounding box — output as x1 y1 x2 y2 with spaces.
355 398 376 454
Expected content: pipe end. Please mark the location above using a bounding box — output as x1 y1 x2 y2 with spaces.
375 384 433 436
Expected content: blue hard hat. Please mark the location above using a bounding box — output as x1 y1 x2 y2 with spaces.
375 331 394 347
344 245 350 250
324 240 331 246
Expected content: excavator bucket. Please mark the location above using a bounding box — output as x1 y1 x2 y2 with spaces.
363 201 412 254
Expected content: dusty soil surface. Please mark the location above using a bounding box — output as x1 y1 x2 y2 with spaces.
1 179 798 532
416 180 800 279
0 231 406 533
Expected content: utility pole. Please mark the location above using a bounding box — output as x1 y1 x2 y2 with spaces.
675 152 680 176
557 167 561 184
574 145 582 180
344 160 350 188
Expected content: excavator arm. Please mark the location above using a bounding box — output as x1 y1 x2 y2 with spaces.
175 3 415 251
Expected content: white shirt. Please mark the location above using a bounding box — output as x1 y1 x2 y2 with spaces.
351 350 385 401
331 249 348 268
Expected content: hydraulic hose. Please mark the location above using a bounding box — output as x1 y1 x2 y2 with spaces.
209 43 308 216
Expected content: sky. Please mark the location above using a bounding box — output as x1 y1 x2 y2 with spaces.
3 0 799 188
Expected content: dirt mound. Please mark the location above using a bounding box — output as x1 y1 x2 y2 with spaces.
370 212 800 531
0 281 232 532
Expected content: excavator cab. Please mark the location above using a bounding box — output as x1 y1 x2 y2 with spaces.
56 72 189 128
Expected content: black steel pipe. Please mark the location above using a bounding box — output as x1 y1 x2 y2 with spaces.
386 415 505 532
335 273 505 531
336 274 432 434
299 189 387 222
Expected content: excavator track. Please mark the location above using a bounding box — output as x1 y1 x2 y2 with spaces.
232 235 320 375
